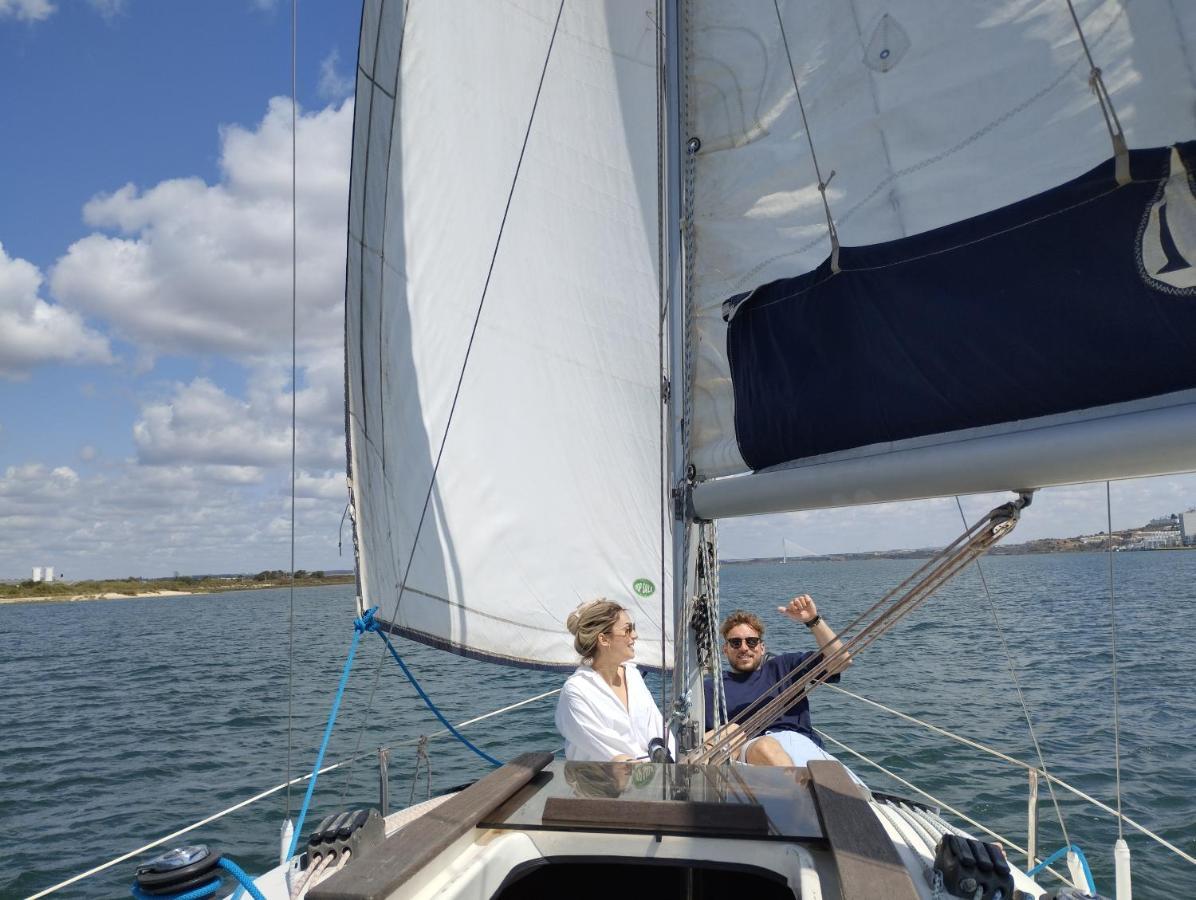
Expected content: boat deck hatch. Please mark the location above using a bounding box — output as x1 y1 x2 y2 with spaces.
480 761 825 842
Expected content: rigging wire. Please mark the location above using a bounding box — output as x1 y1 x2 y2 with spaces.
654 0 669 750
952 496 1072 855
696 497 1029 764
1105 482 1125 839
1063 0 1129 184
340 0 567 793
285 0 298 822
773 0 841 272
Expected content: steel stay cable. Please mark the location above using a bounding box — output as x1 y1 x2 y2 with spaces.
337 0 567 798
772 0 840 271
285 0 298 822
698 500 1024 763
953 496 1072 854
1105 482 1126 840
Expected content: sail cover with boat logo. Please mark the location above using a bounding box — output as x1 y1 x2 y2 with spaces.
724 143 1196 471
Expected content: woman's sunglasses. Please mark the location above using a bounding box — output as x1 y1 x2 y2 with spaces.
607 622 636 637
726 637 761 649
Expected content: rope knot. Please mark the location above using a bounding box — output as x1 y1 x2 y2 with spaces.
354 606 379 634
1087 67 1103 91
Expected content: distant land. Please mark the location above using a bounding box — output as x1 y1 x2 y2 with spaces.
727 515 1194 564
0 570 355 605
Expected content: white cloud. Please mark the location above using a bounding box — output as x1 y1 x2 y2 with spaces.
0 242 113 379
318 48 353 100
87 0 125 19
133 375 342 470
0 458 345 579
0 0 54 22
295 470 346 501
50 98 351 361
79 445 98 461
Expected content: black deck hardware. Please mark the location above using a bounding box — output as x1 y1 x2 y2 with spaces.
807 760 920 900
134 845 222 896
541 796 768 836
933 833 1014 900
305 809 385 871
308 751 554 900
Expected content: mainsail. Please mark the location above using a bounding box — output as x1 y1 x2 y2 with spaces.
682 0 1196 515
346 1 671 669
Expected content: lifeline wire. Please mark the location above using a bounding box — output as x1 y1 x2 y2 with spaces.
285 0 298 822
953 496 1072 854
342 0 566 793
773 0 840 272
1106 482 1125 838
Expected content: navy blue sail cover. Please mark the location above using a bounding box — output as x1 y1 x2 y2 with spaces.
724 142 1196 471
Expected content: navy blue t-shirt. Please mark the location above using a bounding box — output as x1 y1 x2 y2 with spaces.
703 651 840 748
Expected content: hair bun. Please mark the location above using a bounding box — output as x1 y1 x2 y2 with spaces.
566 608 582 636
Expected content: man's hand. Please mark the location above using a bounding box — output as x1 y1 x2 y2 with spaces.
778 594 818 624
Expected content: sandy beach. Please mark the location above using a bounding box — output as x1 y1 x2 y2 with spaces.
0 589 195 606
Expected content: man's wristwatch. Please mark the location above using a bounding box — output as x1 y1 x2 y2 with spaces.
804 614 822 628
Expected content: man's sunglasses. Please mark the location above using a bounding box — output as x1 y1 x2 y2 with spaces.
726 637 761 649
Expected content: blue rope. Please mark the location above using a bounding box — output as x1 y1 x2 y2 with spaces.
373 630 503 767
285 607 378 861
1027 843 1096 895
217 859 266 900
129 857 264 900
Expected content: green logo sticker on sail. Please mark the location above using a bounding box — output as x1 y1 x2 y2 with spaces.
632 578 655 597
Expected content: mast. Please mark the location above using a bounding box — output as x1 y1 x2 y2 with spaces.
663 0 704 748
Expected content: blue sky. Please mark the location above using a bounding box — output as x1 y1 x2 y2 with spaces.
0 0 1193 581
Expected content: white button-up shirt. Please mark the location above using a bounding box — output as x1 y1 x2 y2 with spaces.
555 662 673 761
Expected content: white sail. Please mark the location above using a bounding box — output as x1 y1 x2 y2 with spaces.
346 0 672 669
683 0 1196 498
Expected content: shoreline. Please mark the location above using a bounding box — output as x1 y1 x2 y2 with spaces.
0 578 355 607
0 589 196 607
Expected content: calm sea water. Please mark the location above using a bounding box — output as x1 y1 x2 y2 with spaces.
2 552 1193 898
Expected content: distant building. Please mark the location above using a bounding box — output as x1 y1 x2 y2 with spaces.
31 567 42 582
1183 510 1196 546
1133 531 1182 550
45 566 54 581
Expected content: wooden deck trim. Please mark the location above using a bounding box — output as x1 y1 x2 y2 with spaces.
542 796 769 836
309 751 554 900
806 760 921 900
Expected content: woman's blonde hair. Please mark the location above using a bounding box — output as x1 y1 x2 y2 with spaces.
566 598 624 662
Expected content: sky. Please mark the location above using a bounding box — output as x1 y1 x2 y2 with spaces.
0 1 1194 580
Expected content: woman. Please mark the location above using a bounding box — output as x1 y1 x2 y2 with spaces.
555 599 673 761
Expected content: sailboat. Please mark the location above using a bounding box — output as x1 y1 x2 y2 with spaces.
123 1 1196 898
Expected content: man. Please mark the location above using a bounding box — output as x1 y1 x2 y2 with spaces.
704 595 855 771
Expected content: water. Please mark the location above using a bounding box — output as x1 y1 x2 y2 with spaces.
2 552 1193 898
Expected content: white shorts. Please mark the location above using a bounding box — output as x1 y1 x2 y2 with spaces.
741 730 867 788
